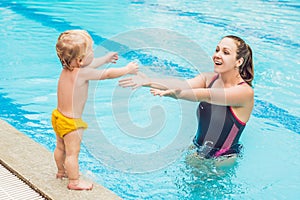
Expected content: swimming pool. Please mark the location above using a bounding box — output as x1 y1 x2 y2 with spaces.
0 0 299 199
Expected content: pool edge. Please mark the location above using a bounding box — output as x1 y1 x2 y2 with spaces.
0 119 122 200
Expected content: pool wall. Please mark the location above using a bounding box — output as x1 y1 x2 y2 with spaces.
0 119 121 200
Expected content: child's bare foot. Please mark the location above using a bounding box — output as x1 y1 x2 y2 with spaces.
56 172 68 179
67 180 93 191
56 171 82 179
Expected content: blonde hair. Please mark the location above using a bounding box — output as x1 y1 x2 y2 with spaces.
56 30 92 70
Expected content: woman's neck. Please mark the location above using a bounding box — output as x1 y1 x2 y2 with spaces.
219 70 243 87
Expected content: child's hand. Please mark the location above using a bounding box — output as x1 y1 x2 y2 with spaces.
126 62 139 75
105 52 118 64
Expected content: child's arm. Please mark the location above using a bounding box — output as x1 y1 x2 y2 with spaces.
86 52 118 69
80 61 138 81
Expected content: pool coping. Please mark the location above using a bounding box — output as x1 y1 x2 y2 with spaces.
0 119 122 200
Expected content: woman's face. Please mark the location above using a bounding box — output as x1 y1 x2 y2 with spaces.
212 37 241 73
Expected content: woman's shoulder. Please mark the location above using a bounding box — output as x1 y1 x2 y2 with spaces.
201 72 218 85
203 72 217 79
187 72 218 89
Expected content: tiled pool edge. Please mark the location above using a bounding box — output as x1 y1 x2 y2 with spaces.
0 119 122 200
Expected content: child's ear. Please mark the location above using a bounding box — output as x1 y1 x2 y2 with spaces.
77 58 83 67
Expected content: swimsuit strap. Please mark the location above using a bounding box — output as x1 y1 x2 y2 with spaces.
209 75 246 87
208 74 219 88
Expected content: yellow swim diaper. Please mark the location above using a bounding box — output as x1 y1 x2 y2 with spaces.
51 109 88 138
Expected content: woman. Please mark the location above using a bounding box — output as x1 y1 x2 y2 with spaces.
119 35 254 160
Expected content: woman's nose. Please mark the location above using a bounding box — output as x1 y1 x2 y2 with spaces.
213 52 220 59
216 51 222 57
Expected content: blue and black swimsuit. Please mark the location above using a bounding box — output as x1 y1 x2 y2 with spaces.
193 74 246 158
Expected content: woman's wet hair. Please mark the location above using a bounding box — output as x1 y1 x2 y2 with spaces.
224 35 254 86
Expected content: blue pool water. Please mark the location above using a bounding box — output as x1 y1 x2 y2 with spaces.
1 0 300 199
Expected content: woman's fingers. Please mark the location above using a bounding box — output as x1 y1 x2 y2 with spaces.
150 88 162 96
119 78 134 87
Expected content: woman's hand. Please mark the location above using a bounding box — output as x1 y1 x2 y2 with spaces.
119 72 149 89
150 88 181 99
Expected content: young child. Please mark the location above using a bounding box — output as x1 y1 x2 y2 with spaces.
52 30 138 190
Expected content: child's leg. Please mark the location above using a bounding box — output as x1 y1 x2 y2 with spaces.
54 134 66 179
63 129 93 190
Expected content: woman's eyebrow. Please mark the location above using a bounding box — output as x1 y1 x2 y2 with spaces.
222 47 232 52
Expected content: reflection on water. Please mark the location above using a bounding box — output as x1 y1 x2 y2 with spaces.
173 146 243 199
170 146 243 200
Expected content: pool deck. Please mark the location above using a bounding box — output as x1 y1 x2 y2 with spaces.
0 119 122 200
